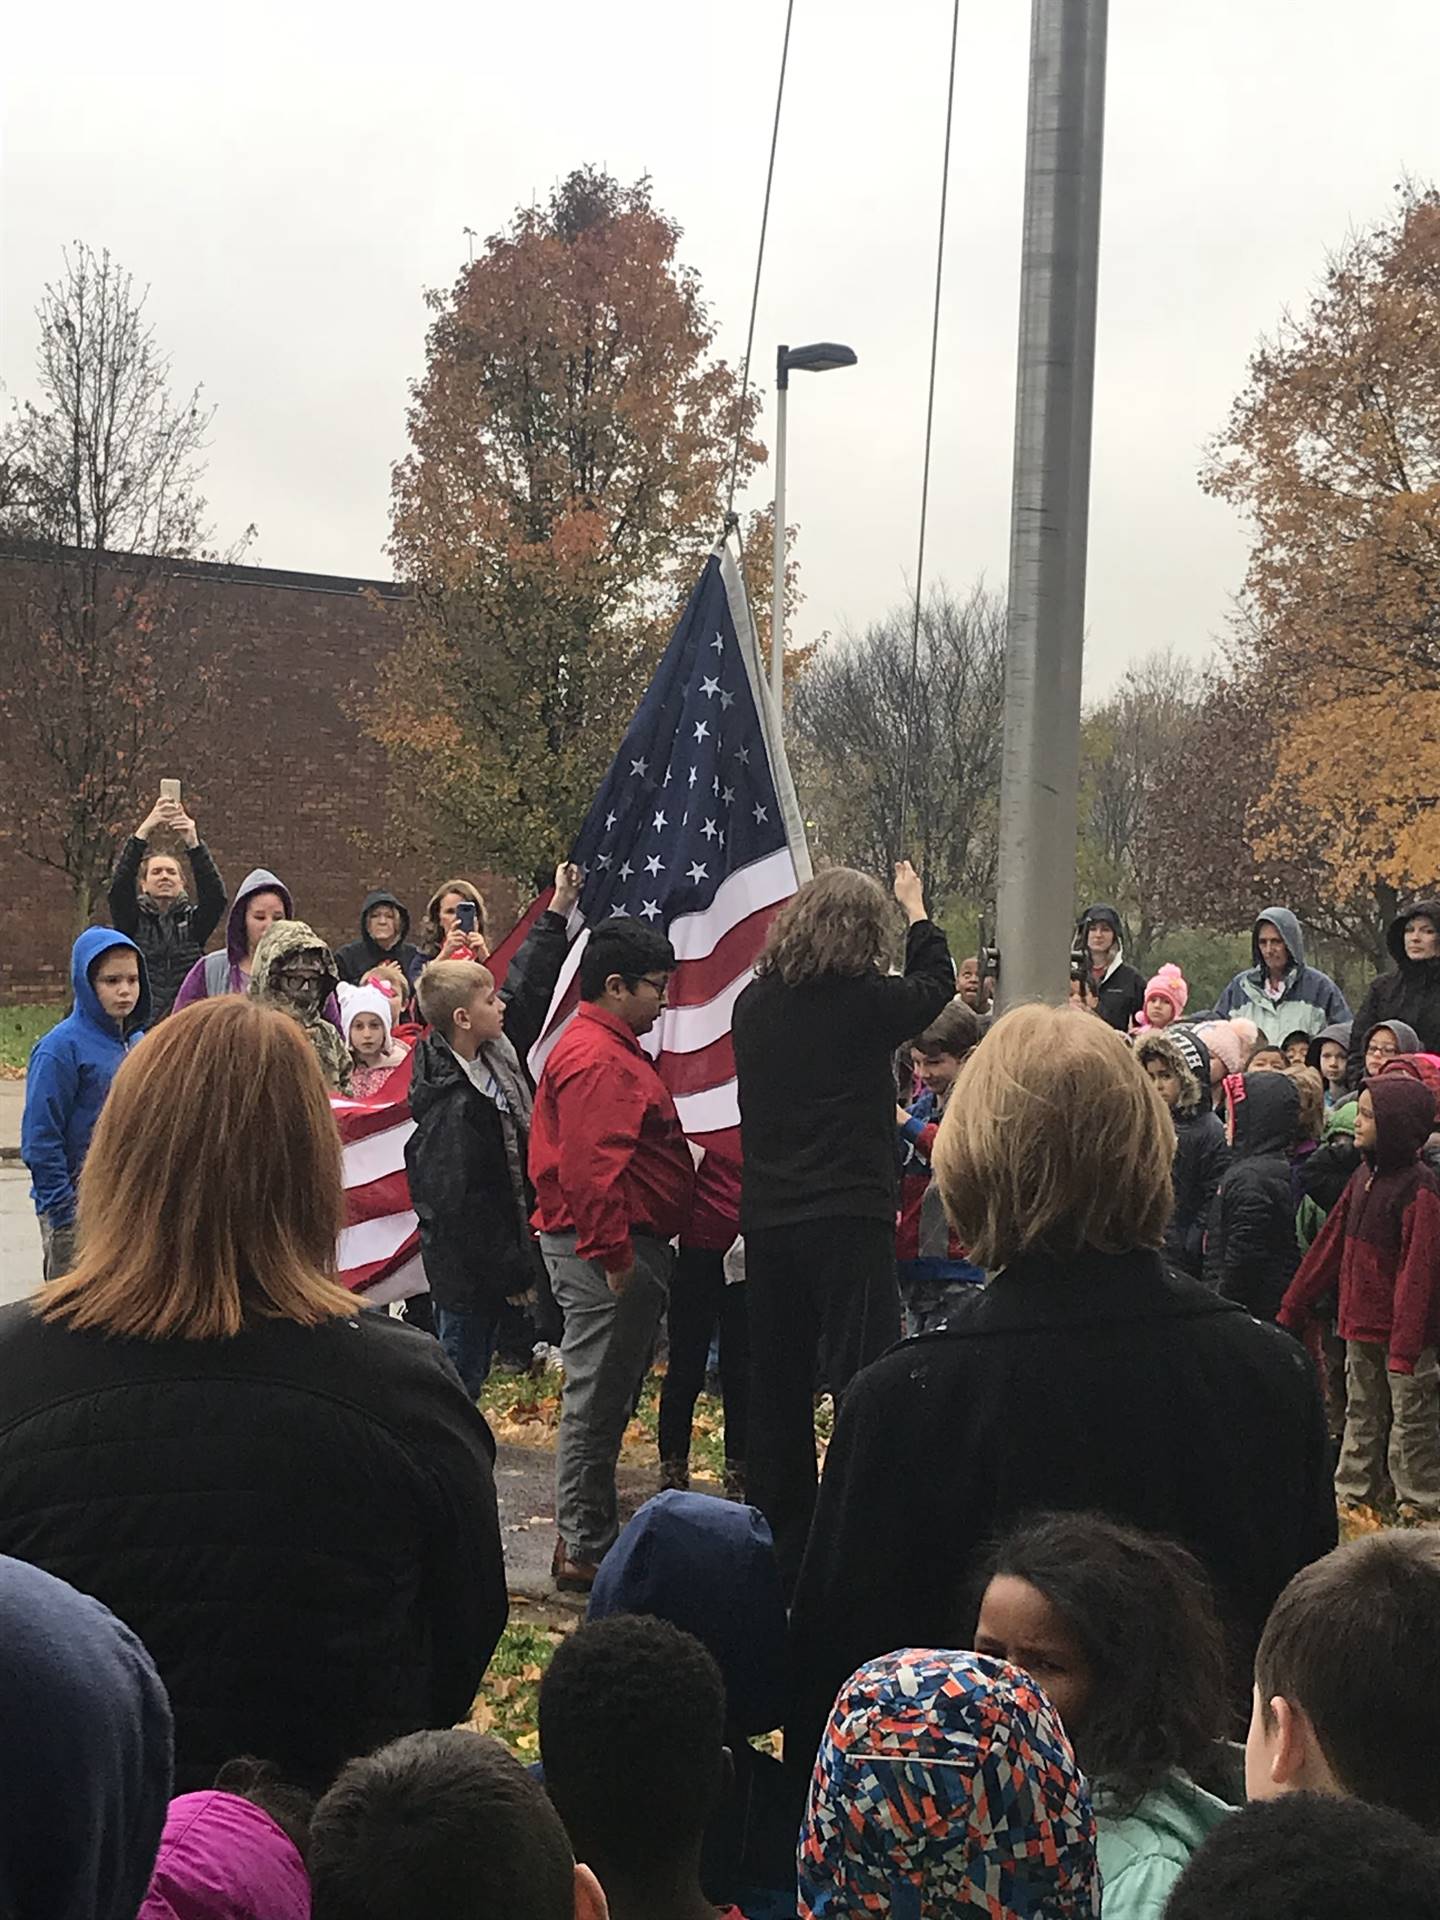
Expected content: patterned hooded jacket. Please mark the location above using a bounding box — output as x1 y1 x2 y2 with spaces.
1135 1025 1229 1277
799 1649 1099 1920
248 919 352 1094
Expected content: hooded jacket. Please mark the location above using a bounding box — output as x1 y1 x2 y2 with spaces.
335 890 427 989
22 928 152 1226
0 1554 173 1920
107 837 227 1020
1347 899 1440 1083
248 919 353 1094
1210 908 1351 1045
171 869 295 1012
1306 1021 1354 1107
405 1029 542 1313
1076 904 1146 1032
138 1791 310 1920
1280 1076 1440 1372
1204 1071 1303 1319
588 1491 797 1903
1135 1026 1229 1277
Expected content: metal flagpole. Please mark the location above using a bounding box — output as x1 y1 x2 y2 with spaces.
771 360 789 731
993 0 1108 1011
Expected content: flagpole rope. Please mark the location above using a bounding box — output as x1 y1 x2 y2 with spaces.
725 0 797 523
897 0 962 859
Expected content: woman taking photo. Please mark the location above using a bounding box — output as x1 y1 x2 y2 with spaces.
733 859 954 1591
788 1003 1337 1762
0 996 508 1793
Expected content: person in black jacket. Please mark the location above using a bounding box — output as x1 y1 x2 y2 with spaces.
733 860 953 1591
0 995 508 1795
106 792 226 1019
1075 903 1146 1032
1204 1070 1303 1320
334 890 427 988
1136 1023 1230 1277
408 959 547 1396
1347 899 1440 1084
787 1004 1336 1773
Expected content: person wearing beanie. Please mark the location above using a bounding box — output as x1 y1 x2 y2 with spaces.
1195 1020 1250 1112
1136 1025 1229 1278
337 981 411 1098
1134 965 1189 1034
1280 1074 1440 1522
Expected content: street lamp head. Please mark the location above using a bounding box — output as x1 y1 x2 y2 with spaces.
776 340 858 388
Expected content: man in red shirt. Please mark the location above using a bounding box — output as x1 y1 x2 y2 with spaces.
530 917 696 1592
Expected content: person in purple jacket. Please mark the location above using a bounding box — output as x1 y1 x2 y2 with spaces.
171 868 292 1011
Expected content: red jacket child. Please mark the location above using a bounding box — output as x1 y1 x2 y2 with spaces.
1279 1074 1440 1373
529 1002 696 1271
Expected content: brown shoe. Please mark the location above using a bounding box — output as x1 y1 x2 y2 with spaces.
552 1535 600 1594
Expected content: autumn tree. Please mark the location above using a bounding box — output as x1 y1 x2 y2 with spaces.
0 244 245 921
791 581 1006 915
363 167 764 879
1203 181 1440 934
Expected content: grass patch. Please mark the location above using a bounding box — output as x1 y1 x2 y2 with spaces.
480 1365 730 1478
0 1004 64 1077
465 1617 570 1756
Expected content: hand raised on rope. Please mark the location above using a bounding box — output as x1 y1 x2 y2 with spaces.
893 861 927 924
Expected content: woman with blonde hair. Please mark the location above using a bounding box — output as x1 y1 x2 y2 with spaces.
732 859 954 1591
0 996 508 1793
788 1002 1337 1765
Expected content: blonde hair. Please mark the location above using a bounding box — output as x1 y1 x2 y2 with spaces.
39 997 355 1339
1285 1065 1325 1143
362 961 412 1010
754 868 897 985
421 878 488 953
933 1004 1173 1268
416 958 494 1034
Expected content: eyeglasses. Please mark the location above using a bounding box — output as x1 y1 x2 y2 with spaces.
634 974 671 999
1366 1044 1397 1063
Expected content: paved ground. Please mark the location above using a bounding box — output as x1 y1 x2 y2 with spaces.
1 1167 40 1304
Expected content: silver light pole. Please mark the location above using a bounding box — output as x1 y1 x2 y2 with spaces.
993 0 1108 1011
769 341 858 736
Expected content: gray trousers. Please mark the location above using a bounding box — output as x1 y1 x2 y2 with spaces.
541 1232 672 1563
1335 1340 1440 1517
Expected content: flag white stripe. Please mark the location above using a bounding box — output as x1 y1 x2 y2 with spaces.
341 1118 417 1190
673 1078 740 1134
527 928 591 1081
654 969 754 1055
666 849 797 961
357 1248 429 1306
337 1208 419 1274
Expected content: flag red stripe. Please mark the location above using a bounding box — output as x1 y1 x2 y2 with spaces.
341 1231 421 1292
344 1168 413 1225
664 900 783 1007
657 1032 735 1099
487 888 555 989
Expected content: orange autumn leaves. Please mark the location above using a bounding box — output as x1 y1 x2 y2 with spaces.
1205 185 1440 906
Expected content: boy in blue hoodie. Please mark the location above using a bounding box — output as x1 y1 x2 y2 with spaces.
21 928 151 1280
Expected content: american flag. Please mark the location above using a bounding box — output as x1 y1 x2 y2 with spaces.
330 1052 428 1303
492 539 811 1232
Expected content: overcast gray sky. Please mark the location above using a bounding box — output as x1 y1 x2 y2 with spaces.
3 0 1438 692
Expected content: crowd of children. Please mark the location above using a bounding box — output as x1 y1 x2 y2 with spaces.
14 1495 1439 1919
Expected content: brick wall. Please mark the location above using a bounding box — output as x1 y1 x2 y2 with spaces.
0 552 516 1000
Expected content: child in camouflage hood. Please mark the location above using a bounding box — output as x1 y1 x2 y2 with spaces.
248 919 353 1094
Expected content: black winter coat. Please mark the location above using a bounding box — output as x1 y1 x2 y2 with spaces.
1204 1072 1302 1321
788 1248 1336 1767
1169 1107 1230 1276
1347 898 1440 1083
0 1304 508 1793
734 919 954 1231
335 890 427 988
405 1033 541 1314
107 836 227 1019
1094 960 1147 1032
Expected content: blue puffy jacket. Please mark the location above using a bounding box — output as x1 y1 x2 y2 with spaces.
21 928 151 1226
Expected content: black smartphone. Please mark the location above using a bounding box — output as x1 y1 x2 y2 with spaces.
455 900 478 935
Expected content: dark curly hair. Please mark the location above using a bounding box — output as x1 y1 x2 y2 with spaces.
754 868 898 984
978 1511 1229 1817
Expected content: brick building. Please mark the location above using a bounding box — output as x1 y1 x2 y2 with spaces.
0 550 511 1000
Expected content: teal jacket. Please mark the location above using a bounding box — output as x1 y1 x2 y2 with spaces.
1210 906 1351 1045
1097 1774 1234 1920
